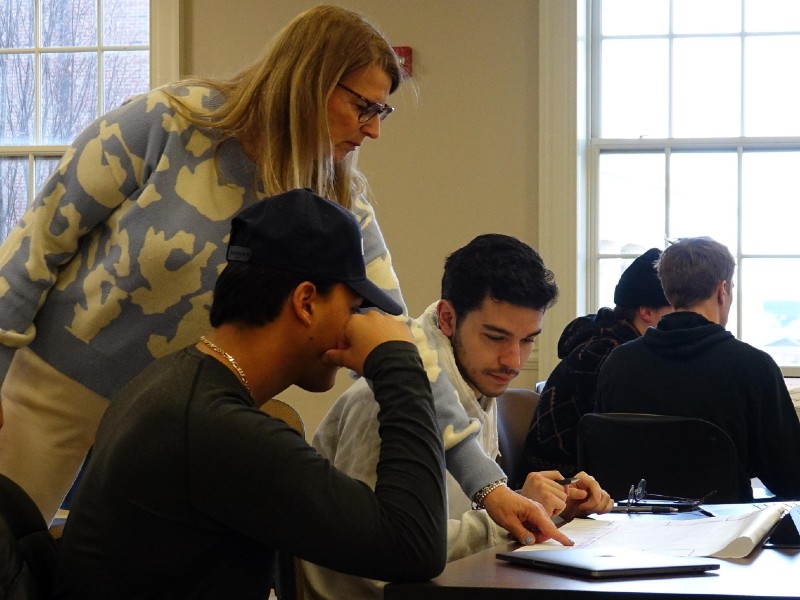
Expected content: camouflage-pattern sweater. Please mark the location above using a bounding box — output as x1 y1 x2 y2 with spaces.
0 85 404 399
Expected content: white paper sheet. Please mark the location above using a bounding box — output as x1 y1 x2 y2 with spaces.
521 503 795 559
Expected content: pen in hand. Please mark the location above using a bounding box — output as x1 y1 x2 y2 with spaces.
557 476 580 486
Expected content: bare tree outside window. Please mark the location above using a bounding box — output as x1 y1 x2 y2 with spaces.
0 0 149 241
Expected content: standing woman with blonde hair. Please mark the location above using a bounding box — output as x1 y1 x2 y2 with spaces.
0 5 405 523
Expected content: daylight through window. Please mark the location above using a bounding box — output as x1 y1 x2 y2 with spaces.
592 0 800 371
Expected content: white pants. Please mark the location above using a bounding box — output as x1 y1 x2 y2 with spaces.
0 347 108 524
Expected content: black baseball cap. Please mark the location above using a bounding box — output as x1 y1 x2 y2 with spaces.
227 188 403 316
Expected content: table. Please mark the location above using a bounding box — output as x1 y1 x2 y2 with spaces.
385 541 800 600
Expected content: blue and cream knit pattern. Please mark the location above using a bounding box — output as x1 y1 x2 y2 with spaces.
0 85 404 399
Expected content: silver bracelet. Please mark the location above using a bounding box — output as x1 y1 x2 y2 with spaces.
471 478 508 510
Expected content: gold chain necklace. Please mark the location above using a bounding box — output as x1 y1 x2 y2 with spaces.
199 336 251 393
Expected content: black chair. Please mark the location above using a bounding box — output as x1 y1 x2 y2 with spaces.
496 387 540 490
0 474 58 600
576 413 750 503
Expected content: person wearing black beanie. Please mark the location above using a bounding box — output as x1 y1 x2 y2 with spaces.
522 248 673 477
613 248 670 309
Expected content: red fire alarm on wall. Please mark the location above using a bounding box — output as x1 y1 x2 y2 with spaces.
393 46 413 77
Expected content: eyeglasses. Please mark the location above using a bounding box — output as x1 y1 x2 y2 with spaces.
627 478 649 506
336 83 395 123
626 478 717 510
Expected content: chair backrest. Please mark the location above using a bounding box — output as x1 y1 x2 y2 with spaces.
261 398 305 436
577 413 750 503
260 399 305 599
0 474 58 600
496 387 540 489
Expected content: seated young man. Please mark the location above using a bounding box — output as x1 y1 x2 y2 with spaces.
596 236 800 501
302 234 611 600
52 191 568 599
524 248 672 475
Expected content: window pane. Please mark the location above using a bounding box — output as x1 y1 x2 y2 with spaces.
598 153 666 252
0 158 29 239
41 0 97 47
745 0 800 32
35 156 61 193
601 39 669 138
0 0 34 48
745 36 800 137
669 152 738 251
673 38 741 137
742 152 800 254
673 0 742 34
0 53 34 144
103 50 149 112
741 258 800 367
41 52 98 144
103 0 149 45
601 0 668 35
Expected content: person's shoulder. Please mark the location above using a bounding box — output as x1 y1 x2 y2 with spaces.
564 319 636 360
597 334 645 364
726 337 783 372
142 84 219 116
557 313 601 356
313 377 380 457
332 377 379 418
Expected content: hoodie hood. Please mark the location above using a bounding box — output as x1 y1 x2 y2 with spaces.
642 311 734 359
556 307 638 358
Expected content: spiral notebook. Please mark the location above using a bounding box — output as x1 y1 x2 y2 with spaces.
496 547 720 579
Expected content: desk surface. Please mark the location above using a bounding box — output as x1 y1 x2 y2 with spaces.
385 541 800 600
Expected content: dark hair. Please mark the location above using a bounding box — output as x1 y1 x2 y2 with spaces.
210 263 336 327
441 234 558 319
656 237 735 309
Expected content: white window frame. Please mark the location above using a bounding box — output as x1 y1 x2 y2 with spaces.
536 0 586 378
538 0 800 377
0 0 180 219
150 0 180 89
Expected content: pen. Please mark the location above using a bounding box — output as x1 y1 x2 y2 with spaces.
557 476 580 485
611 506 679 514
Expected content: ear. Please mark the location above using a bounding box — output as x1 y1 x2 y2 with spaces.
715 280 728 306
291 282 318 327
637 306 660 326
437 299 457 337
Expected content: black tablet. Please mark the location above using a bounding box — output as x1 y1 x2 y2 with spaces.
763 506 800 549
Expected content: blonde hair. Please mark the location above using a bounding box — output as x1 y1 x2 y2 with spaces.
171 5 402 209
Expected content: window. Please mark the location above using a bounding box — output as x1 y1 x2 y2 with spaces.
591 0 800 372
0 0 178 240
